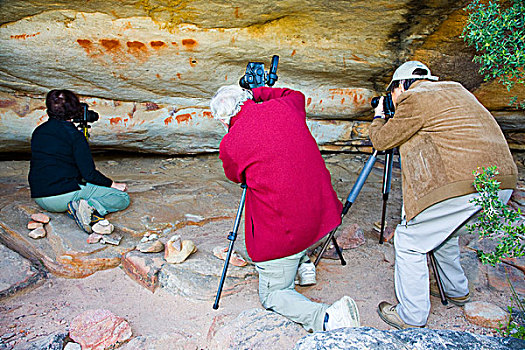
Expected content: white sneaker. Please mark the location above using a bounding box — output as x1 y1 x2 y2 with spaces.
295 261 316 286
324 296 360 330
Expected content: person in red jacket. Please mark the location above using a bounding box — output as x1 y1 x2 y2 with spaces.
210 85 360 332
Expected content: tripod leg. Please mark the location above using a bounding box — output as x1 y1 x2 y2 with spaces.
213 184 247 310
428 251 448 306
379 150 394 244
314 226 346 266
315 150 378 266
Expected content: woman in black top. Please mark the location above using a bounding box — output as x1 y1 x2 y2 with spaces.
29 89 130 233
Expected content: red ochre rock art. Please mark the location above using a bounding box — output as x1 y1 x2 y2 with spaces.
150 40 166 49
10 32 40 40
100 39 120 51
182 38 198 50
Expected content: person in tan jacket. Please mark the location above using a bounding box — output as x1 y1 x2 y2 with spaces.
369 61 517 329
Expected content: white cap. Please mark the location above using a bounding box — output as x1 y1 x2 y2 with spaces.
387 61 439 90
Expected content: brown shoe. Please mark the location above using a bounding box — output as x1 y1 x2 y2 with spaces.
430 285 471 306
377 302 423 330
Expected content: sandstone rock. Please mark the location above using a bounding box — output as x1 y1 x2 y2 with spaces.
294 327 525 349
30 213 50 224
210 308 305 350
69 309 132 350
27 221 43 230
337 223 366 249
121 250 165 292
28 227 46 239
87 233 103 244
119 334 199 350
100 233 122 246
164 235 196 264
64 342 81 350
0 243 44 299
159 249 256 300
91 220 114 235
1 1 522 155
464 301 508 329
137 240 164 253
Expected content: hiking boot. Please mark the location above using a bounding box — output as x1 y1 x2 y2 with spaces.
295 260 316 286
324 296 360 330
430 284 471 306
67 200 94 233
377 302 422 330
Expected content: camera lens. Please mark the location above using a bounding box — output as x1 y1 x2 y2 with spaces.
371 96 380 108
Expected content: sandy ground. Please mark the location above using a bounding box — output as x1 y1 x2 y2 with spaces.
1 152 523 348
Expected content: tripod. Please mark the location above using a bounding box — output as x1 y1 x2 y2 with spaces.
314 149 448 305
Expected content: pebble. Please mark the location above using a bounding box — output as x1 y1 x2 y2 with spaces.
137 240 164 253
27 221 43 230
64 342 81 350
30 213 50 224
86 233 103 244
28 227 46 239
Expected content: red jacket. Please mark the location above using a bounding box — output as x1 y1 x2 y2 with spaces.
219 87 342 262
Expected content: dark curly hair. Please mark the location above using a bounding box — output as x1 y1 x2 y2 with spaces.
45 89 82 121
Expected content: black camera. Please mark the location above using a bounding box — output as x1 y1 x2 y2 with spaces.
73 103 99 139
239 55 279 89
371 93 395 118
73 103 99 125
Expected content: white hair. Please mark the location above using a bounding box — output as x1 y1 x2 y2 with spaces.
210 85 253 125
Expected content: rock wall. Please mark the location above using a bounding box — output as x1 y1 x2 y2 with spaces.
0 0 523 154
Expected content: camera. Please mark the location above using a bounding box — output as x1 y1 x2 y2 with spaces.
73 103 99 125
73 103 99 140
371 93 395 118
239 55 279 89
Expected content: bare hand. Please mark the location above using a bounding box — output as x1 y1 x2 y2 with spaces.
111 182 128 192
374 96 385 118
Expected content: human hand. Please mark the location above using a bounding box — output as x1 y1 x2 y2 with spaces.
374 97 385 119
111 182 128 192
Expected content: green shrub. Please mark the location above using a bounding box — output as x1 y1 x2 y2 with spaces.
467 166 525 339
462 0 525 108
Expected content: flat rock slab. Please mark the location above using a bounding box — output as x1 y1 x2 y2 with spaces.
210 308 306 350
0 199 135 278
464 301 508 329
0 242 44 298
294 327 525 350
158 219 257 300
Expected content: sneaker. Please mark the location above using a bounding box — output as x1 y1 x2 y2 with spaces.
67 200 94 233
377 301 422 330
295 261 316 286
324 296 360 330
430 284 471 306
90 211 106 224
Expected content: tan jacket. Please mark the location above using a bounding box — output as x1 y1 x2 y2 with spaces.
369 80 517 221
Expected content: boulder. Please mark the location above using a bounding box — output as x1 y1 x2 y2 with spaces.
69 309 132 350
294 327 525 350
210 308 306 350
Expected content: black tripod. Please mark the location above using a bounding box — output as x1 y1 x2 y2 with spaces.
314 149 448 306
213 184 247 310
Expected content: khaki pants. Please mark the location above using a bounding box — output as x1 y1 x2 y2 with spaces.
34 183 130 216
255 250 328 332
394 190 512 326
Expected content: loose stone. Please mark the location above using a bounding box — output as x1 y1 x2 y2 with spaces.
137 240 164 253
30 213 50 224
27 221 43 230
28 227 46 239
464 301 508 328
